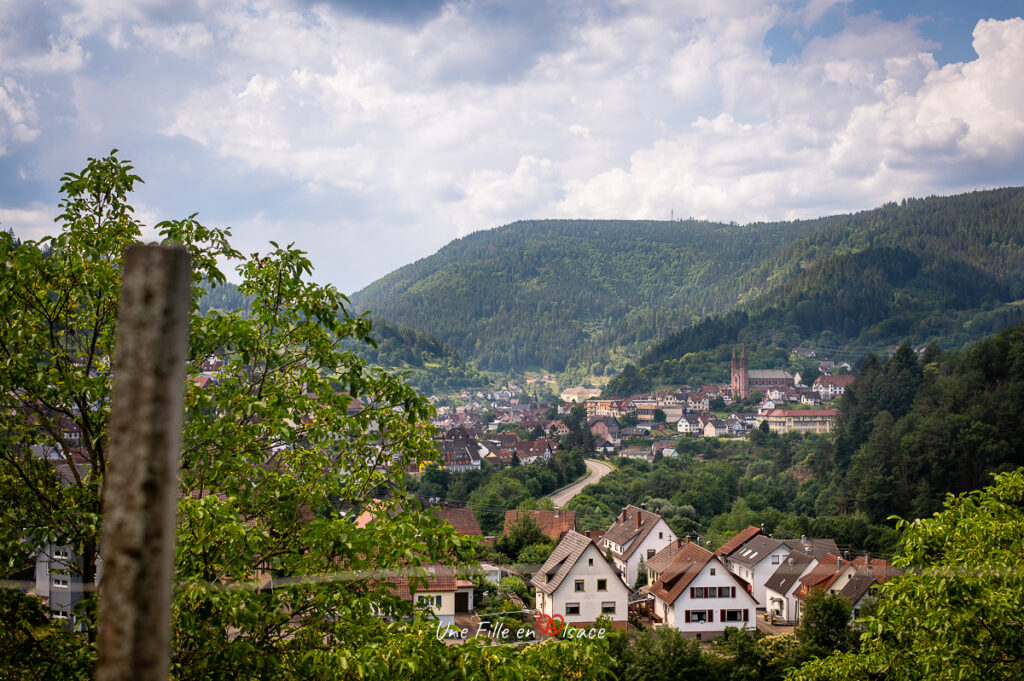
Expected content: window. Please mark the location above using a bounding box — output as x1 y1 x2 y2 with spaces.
575 579 585 591
684 609 712 623
718 586 732 598
647 549 656 559
601 601 616 614
710 567 716 576
722 609 746 622
588 558 593 566
54 609 69 620
597 579 607 591
658 532 663 539
772 555 780 565
54 548 69 560
565 603 580 615
52 578 69 588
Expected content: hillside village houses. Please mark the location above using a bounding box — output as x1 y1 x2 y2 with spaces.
647 540 759 638
532 531 630 630
602 505 678 587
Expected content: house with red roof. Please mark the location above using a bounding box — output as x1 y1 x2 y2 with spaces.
648 540 758 638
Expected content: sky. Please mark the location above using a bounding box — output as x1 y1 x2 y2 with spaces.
1 0 1023 294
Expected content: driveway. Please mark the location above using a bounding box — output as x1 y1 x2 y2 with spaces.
546 459 614 508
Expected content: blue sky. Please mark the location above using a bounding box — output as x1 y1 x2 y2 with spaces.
1 0 1023 293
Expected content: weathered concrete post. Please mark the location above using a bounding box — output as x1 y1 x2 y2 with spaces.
96 244 191 681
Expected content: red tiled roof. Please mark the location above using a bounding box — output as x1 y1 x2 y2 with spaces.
648 543 713 604
390 565 457 601
715 525 762 557
432 507 483 536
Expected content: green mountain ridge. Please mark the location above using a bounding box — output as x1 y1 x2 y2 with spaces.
353 188 1024 382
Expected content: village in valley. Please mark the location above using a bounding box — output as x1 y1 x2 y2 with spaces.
355 345 893 644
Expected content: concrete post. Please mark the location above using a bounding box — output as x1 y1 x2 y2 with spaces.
96 244 191 681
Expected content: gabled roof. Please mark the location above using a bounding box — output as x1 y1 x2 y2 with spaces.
716 526 762 557
431 507 483 536
390 564 457 600
531 531 595 595
781 538 840 562
729 535 787 568
763 551 814 595
838 572 877 604
647 542 757 605
604 506 664 560
796 553 843 594
814 375 856 388
504 509 576 541
645 540 688 575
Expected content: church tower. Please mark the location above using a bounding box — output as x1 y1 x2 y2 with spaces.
731 344 750 399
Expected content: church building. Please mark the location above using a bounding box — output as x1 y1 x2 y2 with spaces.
731 345 795 399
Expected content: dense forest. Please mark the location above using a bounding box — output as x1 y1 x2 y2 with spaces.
199 282 492 393
592 322 1024 566
353 188 1024 378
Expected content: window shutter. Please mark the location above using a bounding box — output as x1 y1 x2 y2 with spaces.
707 609 713 622
731 586 736 598
690 587 695 599
743 609 749 621
720 609 726 621
685 610 691 623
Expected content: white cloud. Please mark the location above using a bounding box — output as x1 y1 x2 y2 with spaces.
0 78 39 153
131 22 213 56
0 203 55 240
1 1 1023 291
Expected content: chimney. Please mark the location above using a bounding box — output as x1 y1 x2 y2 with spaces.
801 534 808 545
636 513 641 528
676 538 683 548
620 510 625 523
640 502 647 511
685 535 690 544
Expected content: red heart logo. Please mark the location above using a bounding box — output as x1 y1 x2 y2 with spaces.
538 613 566 635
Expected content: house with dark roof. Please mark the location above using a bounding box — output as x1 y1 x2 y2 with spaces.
715 525 762 559
648 540 758 638
602 505 678 587
792 553 900 624
763 551 815 623
504 509 576 541
725 534 840 607
531 531 629 630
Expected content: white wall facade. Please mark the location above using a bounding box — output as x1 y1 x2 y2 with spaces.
536 543 628 626
729 545 793 607
612 519 677 587
655 559 758 638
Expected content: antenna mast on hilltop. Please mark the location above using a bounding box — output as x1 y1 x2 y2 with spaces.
670 208 674 221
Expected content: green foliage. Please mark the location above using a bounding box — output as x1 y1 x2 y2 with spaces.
794 588 856 657
790 468 1024 681
0 590 93 681
0 153 618 680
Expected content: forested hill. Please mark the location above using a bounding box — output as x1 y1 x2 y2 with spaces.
352 188 1024 376
351 218 824 372
606 188 1024 394
199 283 491 393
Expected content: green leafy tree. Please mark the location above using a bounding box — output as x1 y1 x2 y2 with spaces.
791 468 1024 681
794 588 855 658
0 153 615 680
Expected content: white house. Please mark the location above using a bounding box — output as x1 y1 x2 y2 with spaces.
676 414 701 436
532 531 629 630
602 506 678 587
726 535 840 608
763 551 816 623
649 541 758 639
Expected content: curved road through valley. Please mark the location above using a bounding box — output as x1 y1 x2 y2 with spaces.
547 459 614 508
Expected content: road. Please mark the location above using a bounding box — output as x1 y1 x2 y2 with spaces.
546 459 614 508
